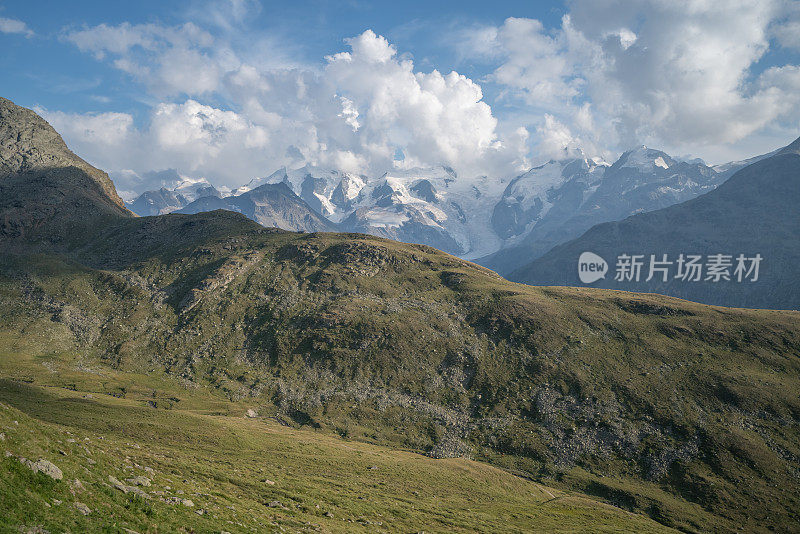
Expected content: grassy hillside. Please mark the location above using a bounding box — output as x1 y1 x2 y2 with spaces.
0 373 673 533
2 211 800 532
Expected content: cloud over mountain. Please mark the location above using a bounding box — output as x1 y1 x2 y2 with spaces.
50 15 530 194
28 0 800 195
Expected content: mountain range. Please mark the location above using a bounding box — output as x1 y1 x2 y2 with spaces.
127 172 223 216
479 147 728 275
3 96 800 532
177 181 337 233
511 136 800 309
126 146 734 267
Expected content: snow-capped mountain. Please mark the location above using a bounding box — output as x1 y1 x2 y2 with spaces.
127 175 221 216
232 165 366 222
125 143 748 266
338 167 507 257
491 156 609 242
514 135 800 309
479 146 726 275
177 182 337 233
711 147 780 181
232 165 507 257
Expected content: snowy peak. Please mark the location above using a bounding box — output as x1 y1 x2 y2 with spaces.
615 146 675 172
778 135 800 156
233 164 369 222
232 167 289 196
127 174 221 216
172 177 220 203
491 157 607 240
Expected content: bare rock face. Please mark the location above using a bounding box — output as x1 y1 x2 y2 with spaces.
0 97 125 208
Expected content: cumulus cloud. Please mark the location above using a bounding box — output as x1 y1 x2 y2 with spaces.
461 0 800 162
55 25 529 193
0 16 34 38
771 1 800 51
40 102 277 193
64 22 228 97
52 0 800 195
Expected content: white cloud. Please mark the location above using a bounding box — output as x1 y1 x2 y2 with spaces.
771 1 800 51
0 16 34 38
55 26 529 193
323 30 518 175
38 109 135 148
460 0 800 163
54 0 800 196
64 22 224 97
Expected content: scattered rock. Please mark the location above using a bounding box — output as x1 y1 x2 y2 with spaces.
86 458 96 465
27 459 63 481
245 409 258 418
126 475 151 487
74 502 91 515
268 500 285 509
108 475 127 492
70 478 85 493
325 512 334 518
109 475 150 499
181 498 194 507
122 528 141 534
0 432 4 441
52 499 62 506
262 479 275 486
129 486 151 499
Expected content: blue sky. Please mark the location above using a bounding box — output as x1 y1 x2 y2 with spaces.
1 1 565 116
1 0 799 197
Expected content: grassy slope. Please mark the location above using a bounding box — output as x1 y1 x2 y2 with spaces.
0 375 672 533
1 211 800 532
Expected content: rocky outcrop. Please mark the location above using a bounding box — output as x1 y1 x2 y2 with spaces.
0 97 126 209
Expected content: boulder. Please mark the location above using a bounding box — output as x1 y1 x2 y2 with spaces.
28 459 63 481
126 475 151 487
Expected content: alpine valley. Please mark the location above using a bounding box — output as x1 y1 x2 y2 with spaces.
2 96 800 534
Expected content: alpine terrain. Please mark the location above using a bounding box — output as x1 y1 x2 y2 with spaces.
128 147 730 271
479 148 727 276
2 97 800 533
512 136 800 309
